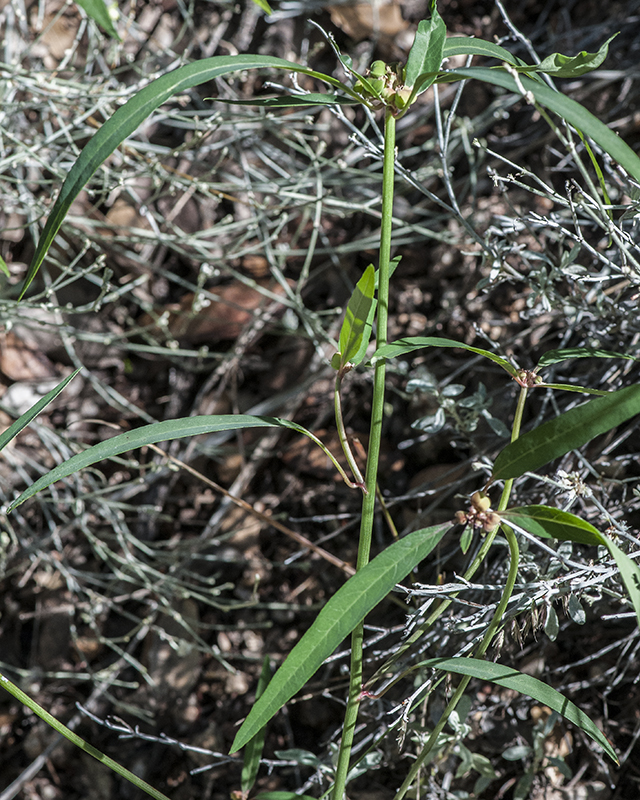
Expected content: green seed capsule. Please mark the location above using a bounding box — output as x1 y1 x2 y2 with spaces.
369 60 387 78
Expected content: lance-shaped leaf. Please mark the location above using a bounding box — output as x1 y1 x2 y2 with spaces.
514 35 617 78
337 264 376 370
374 336 517 377
0 370 80 453
230 523 451 753
491 384 640 481
502 505 640 629
438 67 640 183
537 347 634 370
240 657 272 797
404 1 447 90
7 415 350 511
21 55 354 297
418 657 618 763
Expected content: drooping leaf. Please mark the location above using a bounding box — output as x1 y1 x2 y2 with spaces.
404 2 447 90
338 264 376 369
21 55 353 297
241 657 272 796
7 415 346 511
501 505 640 628
491 384 640 481
437 67 640 183
374 336 517 377
0 370 81 453
418 657 618 763
75 0 120 39
514 35 617 78
230 523 451 753
537 347 633 369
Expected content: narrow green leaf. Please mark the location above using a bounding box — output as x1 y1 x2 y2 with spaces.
537 347 633 369
213 93 358 108
501 505 640 628
405 2 447 90
21 56 352 297
255 793 318 800
7 414 339 511
501 506 602 547
250 0 272 14
75 0 120 39
491 384 640 481
438 67 640 183
339 264 376 368
374 336 517 377
0 672 170 799
230 523 451 753
0 254 9 278
515 35 617 78
0 370 81 453
442 37 522 66
539 383 609 397
241 657 272 796
419 657 618 763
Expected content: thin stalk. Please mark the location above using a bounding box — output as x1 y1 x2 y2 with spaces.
332 107 397 800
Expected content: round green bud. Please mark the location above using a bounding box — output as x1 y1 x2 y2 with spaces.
369 60 387 78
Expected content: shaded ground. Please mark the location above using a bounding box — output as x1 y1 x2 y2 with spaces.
1 0 640 798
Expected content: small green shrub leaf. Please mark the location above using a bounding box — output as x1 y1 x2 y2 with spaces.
241 657 272 796
7 415 345 511
75 0 120 39
374 336 517 376
491 385 640 481
515 35 617 78
544 605 560 641
501 505 640 628
230 523 451 753
338 264 376 369
537 347 634 369
405 2 447 90
21 55 352 297
0 370 81 454
418 657 618 763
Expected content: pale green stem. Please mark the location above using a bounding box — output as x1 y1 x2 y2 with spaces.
331 107 396 800
0 672 170 800
392 386 529 799
334 369 366 489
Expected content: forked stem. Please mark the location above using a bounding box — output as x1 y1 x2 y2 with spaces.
332 107 397 800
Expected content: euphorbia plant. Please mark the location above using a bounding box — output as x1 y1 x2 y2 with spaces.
5 3 640 798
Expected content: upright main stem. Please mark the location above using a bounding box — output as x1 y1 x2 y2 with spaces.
332 108 397 800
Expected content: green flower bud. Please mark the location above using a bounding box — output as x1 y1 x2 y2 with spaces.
369 60 387 78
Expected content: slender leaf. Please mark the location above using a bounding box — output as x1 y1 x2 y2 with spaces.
438 67 640 183
537 347 633 369
21 55 352 297
514 35 617 78
502 505 640 628
501 505 602 547
538 383 608 396
338 264 376 369
418 658 617 763
75 0 120 39
255 794 318 800
213 93 358 108
7 414 344 511
405 2 447 90
491 384 640 481
442 37 522 66
0 672 170 799
374 336 517 377
0 370 80 453
230 523 451 753
241 658 272 796
250 0 272 14
0 254 9 278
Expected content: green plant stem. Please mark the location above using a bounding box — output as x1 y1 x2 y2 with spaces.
334 370 366 489
331 107 396 800
392 386 528 799
0 672 170 800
